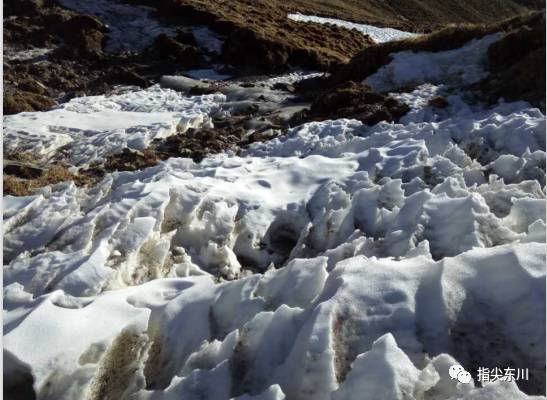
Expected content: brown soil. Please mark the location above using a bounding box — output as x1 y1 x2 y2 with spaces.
3 162 98 196
292 81 409 125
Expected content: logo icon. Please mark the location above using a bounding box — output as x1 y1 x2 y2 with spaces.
449 365 473 384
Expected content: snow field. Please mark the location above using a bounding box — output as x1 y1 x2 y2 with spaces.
3 33 546 400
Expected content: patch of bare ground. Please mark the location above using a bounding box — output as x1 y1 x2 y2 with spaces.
3 160 99 196
291 81 409 125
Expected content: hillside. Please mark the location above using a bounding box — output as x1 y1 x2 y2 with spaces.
170 0 543 31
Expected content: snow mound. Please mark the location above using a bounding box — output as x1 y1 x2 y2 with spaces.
57 0 178 53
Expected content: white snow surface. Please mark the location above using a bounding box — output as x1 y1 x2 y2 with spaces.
3 85 225 166
288 13 417 43
3 37 546 400
365 34 500 92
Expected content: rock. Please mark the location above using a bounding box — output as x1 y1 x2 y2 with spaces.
152 34 204 68
428 96 449 108
60 15 107 58
175 30 198 46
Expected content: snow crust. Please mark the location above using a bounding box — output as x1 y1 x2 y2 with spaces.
4 86 225 166
287 13 417 43
3 35 546 400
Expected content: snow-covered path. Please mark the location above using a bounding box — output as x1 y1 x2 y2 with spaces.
3 35 546 400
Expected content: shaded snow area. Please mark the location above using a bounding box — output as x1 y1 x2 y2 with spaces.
288 13 417 43
3 36 546 400
57 0 178 52
57 0 224 55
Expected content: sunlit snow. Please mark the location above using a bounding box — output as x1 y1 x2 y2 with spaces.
3 31 545 400
288 12 418 43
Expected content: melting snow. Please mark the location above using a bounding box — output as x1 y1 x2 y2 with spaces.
3 34 546 400
288 12 417 43
365 34 500 92
3 86 225 166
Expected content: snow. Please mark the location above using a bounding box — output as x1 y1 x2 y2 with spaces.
365 34 500 92
4 47 53 62
58 0 178 53
3 36 546 400
3 86 225 166
191 27 225 54
288 13 417 43
57 0 226 56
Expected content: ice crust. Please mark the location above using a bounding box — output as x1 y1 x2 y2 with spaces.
287 13 417 43
3 35 546 400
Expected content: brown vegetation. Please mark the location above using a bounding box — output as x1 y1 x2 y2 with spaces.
158 0 374 73
292 81 409 125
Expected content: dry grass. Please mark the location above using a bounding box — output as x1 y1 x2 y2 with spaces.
3 165 99 196
162 0 373 72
